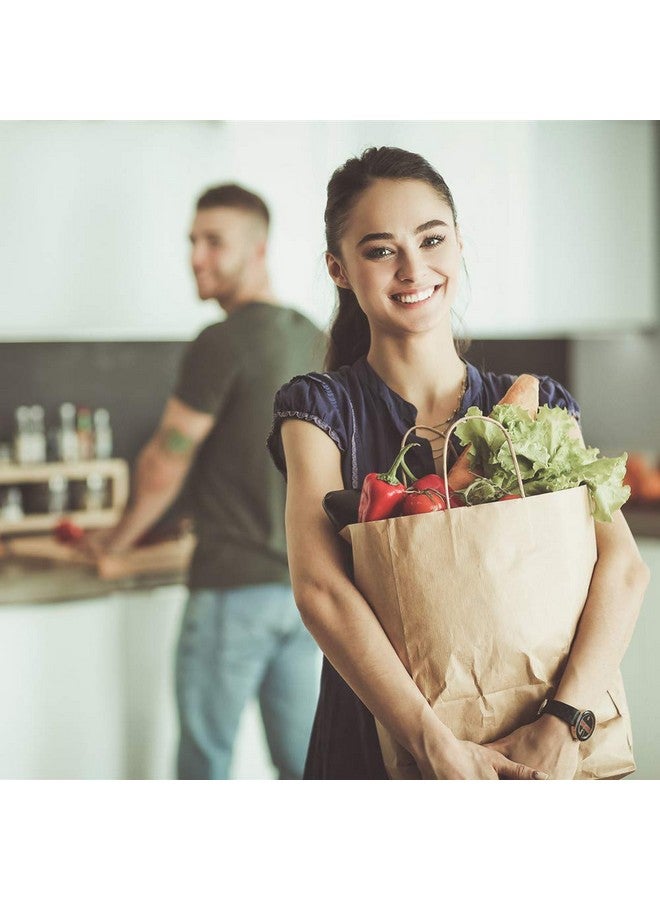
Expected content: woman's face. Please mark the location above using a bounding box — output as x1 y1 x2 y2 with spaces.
327 177 463 338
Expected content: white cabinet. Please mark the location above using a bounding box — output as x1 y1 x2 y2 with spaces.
0 594 126 778
0 586 277 779
621 538 660 779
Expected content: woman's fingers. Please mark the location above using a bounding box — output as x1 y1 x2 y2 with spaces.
494 753 549 780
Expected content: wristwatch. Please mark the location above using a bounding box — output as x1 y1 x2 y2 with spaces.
537 698 596 741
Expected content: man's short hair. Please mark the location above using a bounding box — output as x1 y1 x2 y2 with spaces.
196 183 270 229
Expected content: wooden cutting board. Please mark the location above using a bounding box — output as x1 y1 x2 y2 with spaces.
6 533 196 580
95 534 195 580
6 535 91 565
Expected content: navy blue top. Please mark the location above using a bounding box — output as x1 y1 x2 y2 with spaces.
267 357 581 779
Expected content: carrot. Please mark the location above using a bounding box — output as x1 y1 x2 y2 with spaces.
447 374 540 491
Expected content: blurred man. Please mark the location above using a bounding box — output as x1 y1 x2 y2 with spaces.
97 184 324 779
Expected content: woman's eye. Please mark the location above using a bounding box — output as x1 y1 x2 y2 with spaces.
422 234 446 248
364 246 393 259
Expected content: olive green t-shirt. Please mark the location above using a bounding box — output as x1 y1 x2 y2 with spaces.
174 302 326 590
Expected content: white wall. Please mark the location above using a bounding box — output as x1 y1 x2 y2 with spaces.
0 121 225 340
2 120 656 340
530 121 657 334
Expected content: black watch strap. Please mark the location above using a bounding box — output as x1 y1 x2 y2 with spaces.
538 698 596 741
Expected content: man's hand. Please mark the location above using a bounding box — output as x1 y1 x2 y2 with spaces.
484 714 580 780
83 527 119 560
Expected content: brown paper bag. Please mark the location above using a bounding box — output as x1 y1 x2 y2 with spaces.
341 417 635 780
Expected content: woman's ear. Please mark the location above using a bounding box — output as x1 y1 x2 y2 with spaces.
325 252 352 290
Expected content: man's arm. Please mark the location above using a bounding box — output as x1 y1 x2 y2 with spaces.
98 396 215 555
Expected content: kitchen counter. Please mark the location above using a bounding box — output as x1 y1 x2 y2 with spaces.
0 532 194 605
0 556 186 605
1 504 656 608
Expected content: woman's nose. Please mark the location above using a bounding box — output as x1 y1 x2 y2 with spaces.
396 249 426 283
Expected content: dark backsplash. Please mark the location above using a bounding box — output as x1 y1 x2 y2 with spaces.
0 338 570 460
463 339 569 388
0 342 186 460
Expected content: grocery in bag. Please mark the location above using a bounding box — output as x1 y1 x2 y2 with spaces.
333 389 634 779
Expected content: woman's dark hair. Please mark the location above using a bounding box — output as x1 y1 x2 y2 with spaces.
324 146 469 371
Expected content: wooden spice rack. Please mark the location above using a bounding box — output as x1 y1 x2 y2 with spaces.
0 459 129 535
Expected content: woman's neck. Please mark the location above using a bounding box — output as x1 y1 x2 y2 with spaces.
366 328 465 419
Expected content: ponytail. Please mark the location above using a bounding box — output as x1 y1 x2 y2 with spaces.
324 287 370 371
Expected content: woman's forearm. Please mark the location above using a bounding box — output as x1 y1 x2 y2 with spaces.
554 512 650 708
295 568 455 769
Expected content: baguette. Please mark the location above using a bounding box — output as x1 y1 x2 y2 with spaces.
447 374 540 491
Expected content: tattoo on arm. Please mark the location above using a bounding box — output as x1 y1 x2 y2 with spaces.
159 427 196 456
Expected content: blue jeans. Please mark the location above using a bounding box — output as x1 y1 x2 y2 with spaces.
175 583 320 779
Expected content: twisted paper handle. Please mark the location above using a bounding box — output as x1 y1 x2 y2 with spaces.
400 416 527 507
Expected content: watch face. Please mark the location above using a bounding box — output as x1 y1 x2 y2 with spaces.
574 710 596 741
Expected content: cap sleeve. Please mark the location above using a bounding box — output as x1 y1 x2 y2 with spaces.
538 376 581 423
267 373 349 479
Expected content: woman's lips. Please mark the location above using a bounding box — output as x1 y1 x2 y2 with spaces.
390 284 441 305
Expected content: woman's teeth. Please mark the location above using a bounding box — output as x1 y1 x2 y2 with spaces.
392 286 435 304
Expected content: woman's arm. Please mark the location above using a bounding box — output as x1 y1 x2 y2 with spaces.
554 508 649 705
556 417 649 704
487 426 650 776
281 418 547 780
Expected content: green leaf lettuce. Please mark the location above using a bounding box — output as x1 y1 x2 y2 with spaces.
452 404 630 522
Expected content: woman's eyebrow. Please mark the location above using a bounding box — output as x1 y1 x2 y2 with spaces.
356 219 449 248
356 231 393 247
416 219 448 233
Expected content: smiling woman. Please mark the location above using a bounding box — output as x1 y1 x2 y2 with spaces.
323 149 467 374
266 146 649 780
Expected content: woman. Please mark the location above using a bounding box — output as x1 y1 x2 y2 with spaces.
267 146 649 779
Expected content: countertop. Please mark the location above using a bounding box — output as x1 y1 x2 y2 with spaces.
0 556 186 605
1 504 657 607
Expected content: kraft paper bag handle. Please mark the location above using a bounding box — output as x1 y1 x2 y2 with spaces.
400 416 526 507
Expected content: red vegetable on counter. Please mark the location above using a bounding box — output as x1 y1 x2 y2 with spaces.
53 518 85 544
358 443 419 523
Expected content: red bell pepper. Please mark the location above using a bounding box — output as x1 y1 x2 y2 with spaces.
410 473 464 507
411 473 447 493
399 489 448 517
358 443 419 523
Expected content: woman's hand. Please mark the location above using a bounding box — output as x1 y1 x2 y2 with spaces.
417 731 549 780
484 714 580 780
